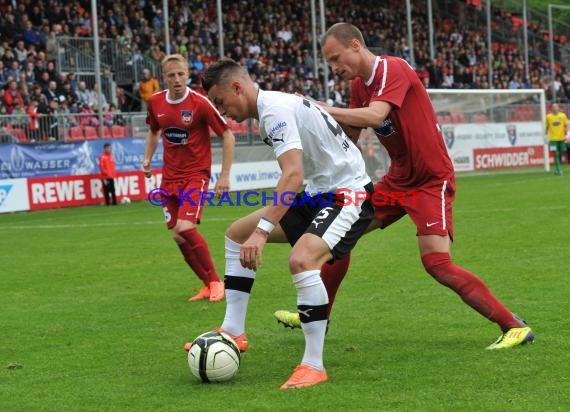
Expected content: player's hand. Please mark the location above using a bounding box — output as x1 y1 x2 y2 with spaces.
141 160 152 178
213 174 230 198
240 229 268 270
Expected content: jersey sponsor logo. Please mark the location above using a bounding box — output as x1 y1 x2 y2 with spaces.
163 127 190 144
506 124 517 146
373 118 396 137
181 110 193 124
443 126 455 149
267 121 286 143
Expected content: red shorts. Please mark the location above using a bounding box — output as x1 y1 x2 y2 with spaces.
160 177 210 229
372 177 455 239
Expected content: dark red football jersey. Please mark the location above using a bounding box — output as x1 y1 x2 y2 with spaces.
146 87 229 182
350 56 454 188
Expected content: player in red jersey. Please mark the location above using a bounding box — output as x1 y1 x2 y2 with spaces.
275 23 534 349
141 54 235 302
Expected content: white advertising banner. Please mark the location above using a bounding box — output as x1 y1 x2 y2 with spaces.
211 160 281 191
0 178 30 213
442 122 545 172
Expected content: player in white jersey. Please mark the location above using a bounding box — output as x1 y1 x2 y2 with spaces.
188 59 374 389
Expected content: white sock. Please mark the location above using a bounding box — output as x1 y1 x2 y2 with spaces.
221 236 255 336
293 270 329 371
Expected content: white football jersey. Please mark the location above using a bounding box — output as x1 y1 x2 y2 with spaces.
257 90 371 195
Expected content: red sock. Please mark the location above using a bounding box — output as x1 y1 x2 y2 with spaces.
320 254 350 316
178 228 221 285
421 252 520 330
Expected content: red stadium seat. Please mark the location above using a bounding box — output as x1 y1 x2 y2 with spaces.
83 126 99 140
7 128 28 142
111 125 127 138
103 126 113 138
69 126 85 141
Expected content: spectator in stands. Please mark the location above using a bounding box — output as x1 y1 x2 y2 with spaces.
10 100 27 129
0 61 6 89
45 31 59 62
39 98 61 141
89 83 109 111
76 81 93 108
116 87 134 113
23 61 36 87
4 80 24 113
546 103 568 176
44 80 59 102
13 40 28 65
26 98 41 142
138 68 159 112
5 60 20 83
99 143 117 206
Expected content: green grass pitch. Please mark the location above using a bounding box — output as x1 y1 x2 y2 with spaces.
1 166 569 411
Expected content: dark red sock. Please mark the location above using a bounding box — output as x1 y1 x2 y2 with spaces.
321 254 350 316
421 252 521 330
178 228 221 285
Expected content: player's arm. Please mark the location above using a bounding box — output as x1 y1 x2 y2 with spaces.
240 148 304 271
324 100 392 130
214 128 236 196
141 128 160 178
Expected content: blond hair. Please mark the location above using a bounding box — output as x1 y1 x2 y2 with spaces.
161 54 189 71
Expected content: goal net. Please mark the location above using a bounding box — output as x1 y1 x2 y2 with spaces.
359 89 548 178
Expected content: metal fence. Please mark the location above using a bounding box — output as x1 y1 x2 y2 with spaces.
1 103 567 145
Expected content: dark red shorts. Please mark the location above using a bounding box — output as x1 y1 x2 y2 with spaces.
160 177 210 229
372 177 455 239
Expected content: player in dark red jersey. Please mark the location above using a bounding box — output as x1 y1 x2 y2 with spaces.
275 23 533 349
141 54 235 302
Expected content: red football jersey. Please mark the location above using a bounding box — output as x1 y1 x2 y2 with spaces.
350 56 454 188
146 87 229 182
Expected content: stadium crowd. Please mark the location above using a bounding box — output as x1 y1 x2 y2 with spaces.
0 0 569 142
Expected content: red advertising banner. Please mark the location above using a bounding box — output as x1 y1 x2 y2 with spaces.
473 145 545 170
27 170 162 210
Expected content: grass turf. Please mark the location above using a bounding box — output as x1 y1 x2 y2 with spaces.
1 166 569 411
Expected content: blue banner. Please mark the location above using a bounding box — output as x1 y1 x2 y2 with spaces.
0 139 164 179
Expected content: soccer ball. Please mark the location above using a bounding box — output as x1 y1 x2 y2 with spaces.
120 196 131 205
187 331 240 383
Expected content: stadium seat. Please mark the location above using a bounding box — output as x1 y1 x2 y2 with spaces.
83 126 99 140
103 126 113 138
69 126 85 141
473 114 489 123
7 128 28 143
111 125 127 138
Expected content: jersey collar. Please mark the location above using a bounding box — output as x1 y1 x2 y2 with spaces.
166 87 190 104
365 56 382 87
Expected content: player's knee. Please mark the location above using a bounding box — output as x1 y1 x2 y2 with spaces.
225 222 249 244
288 252 311 273
171 231 186 244
421 252 453 282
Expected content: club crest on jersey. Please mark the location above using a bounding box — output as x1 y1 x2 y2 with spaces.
373 118 395 137
181 110 193 124
443 126 455 149
506 124 517 146
163 127 189 144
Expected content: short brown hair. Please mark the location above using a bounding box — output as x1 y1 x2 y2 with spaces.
201 59 249 92
321 23 366 48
